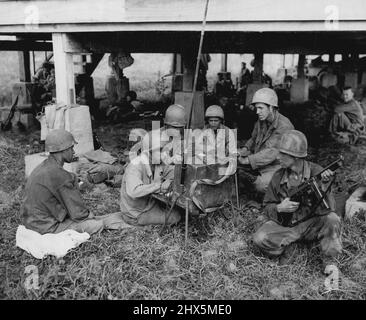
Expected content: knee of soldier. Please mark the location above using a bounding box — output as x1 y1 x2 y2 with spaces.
254 177 267 194
324 212 341 228
253 229 268 247
319 212 341 239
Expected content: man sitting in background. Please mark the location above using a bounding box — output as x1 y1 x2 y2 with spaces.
329 86 365 144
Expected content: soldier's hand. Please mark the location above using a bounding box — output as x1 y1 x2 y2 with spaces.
276 197 299 213
88 163 120 175
238 156 250 165
321 169 334 183
160 179 172 193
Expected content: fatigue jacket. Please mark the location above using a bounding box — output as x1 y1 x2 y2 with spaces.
21 157 89 234
245 111 294 170
192 124 237 165
263 160 336 226
120 154 174 219
334 99 364 127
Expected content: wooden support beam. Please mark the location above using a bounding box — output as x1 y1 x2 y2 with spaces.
252 52 263 84
0 40 52 51
75 53 104 96
221 54 228 72
84 53 104 76
297 54 306 79
52 33 75 105
182 52 195 91
329 53 335 63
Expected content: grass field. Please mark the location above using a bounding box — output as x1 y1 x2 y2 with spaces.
1 50 365 300
1 124 365 300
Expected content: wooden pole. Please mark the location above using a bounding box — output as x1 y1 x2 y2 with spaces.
186 0 209 130
185 198 189 245
52 33 76 105
16 36 31 82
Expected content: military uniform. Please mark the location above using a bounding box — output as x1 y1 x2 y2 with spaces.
253 160 342 258
120 154 181 225
21 157 104 235
329 99 365 143
243 111 294 192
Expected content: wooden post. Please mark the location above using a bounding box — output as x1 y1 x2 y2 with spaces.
297 54 306 79
185 198 189 245
252 52 263 84
329 53 335 64
52 33 76 105
182 52 195 91
221 54 228 72
16 37 31 82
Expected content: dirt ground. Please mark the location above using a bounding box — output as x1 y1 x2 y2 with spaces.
0 121 366 300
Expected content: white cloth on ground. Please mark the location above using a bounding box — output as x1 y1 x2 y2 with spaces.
16 225 90 259
345 186 366 219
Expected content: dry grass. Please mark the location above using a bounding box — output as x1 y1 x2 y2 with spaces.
1 126 366 300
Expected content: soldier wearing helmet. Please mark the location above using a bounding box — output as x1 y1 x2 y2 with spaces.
238 87 294 194
191 105 237 175
253 130 342 269
158 104 188 165
21 129 127 235
120 129 181 226
164 104 186 129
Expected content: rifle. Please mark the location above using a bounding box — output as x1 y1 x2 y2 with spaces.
1 95 19 131
282 156 344 227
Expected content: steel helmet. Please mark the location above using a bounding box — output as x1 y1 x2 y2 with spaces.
252 88 278 108
45 129 77 153
279 130 308 158
141 129 170 153
164 104 186 128
205 105 224 119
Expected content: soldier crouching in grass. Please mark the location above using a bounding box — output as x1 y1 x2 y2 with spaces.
21 129 126 235
119 130 181 226
252 130 342 272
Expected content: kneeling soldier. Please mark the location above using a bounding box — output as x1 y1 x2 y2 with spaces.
252 130 342 269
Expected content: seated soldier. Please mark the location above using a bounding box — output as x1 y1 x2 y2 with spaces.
192 105 237 176
252 130 342 269
109 90 144 123
329 86 365 144
21 129 125 235
238 88 294 194
120 130 181 226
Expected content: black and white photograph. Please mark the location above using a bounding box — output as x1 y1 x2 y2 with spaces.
0 0 365 303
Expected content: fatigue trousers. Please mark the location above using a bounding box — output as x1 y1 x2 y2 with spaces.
254 164 281 194
253 212 342 258
121 202 181 226
54 212 131 235
329 113 364 143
